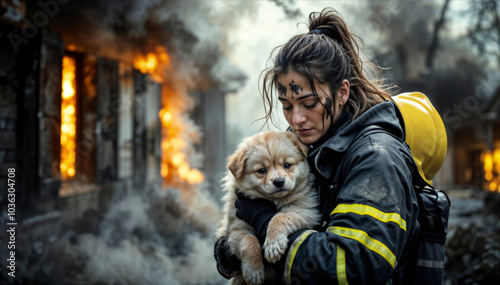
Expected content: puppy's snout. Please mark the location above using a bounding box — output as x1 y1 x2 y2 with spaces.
273 178 285 188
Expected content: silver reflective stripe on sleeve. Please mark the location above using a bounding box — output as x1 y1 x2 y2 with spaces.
416 259 445 269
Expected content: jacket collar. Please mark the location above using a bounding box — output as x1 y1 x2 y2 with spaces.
312 100 406 179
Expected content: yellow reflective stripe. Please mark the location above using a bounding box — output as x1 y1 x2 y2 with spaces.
331 203 407 231
337 246 348 285
284 230 316 284
329 226 396 268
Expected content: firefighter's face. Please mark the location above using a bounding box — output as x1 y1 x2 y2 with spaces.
277 72 349 145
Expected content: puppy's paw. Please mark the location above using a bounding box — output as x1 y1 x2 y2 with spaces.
263 235 288 263
242 263 265 285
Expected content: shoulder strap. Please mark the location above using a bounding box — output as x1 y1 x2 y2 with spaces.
359 126 431 190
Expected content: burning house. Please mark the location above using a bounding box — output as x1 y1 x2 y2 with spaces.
0 0 247 284
448 86 500 193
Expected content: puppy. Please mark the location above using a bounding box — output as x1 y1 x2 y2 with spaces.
216 131 320 285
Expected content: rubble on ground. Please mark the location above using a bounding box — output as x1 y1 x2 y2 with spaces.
445 191 500 284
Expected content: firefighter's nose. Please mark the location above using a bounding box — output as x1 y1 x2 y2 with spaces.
292 108 307 125
273 178 285 188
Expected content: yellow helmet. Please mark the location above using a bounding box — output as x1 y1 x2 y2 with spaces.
393 92 448 185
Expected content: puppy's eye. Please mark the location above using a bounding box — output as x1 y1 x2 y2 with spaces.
284 163 292 169
257 168 267 174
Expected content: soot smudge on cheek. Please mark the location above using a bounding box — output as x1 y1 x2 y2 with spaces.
324 97 333 119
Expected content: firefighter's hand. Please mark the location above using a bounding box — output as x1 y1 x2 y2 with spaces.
235 192 278 244
214 236 241 279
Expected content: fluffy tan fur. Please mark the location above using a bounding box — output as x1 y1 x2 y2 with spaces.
216 131 320 285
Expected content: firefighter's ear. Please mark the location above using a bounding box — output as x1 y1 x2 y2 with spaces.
227 148 247 180
286 132 309 157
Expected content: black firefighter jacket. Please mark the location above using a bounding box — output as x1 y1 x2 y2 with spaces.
280 101 420 285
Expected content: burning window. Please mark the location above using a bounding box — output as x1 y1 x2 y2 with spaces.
60 56 78 180
133 48 204 188
57 45 204 193
481 149 500 192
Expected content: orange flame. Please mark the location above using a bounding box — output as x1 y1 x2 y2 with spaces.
159 105 204 185
133 46 170 83
482 149 500 192
60 56 77 180
134 48 204 186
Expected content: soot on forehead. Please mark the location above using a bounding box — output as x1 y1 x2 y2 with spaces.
289 80 303 96
277 82 287 97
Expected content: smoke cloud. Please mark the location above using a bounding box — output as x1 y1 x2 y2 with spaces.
33 0 249 90
1 182 227 284
72 186 224 285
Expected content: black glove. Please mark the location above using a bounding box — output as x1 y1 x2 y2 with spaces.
214 236 241 279
235 192 278 244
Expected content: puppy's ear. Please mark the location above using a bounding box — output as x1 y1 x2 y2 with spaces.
227 148 247 180
286 132 309 157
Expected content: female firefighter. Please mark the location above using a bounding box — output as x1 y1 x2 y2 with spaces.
215 7 447 284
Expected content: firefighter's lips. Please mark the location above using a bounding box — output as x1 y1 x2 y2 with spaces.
296 128 313 136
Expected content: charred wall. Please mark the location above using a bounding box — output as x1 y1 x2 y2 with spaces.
0 28 166 219
0 29 63 209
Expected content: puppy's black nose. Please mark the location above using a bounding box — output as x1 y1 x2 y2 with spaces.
273 178 285 188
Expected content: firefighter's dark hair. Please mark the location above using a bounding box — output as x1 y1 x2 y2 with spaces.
260 7 393 127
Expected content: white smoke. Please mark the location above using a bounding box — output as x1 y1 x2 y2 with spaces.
71 186 225 285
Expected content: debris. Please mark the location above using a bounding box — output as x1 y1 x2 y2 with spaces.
445 193 500 284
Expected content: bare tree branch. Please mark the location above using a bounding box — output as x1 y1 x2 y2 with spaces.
426 0 450 71
468 0 500 65
491 0 500 66
269 0 301 19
